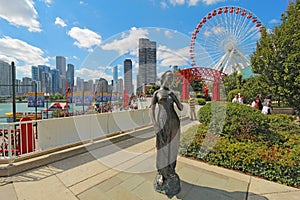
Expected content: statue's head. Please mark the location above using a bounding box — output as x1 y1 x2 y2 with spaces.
161 70 173 86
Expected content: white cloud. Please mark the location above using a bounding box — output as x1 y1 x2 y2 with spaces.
67 27 102 51
201 0 225 5
157 45 189 67
42 0 53 4
203 26 225 37
188 0 200 6
160 1 168 8
55 17 67 27
0 0 41 32
76 67 113 80
164 0 223 6
212 26 225 35
101 27 149 56
164 30 173 39
169 0 185 6
269 19 280 24
0 36 49 77
204 30 211 37
79 1 87 5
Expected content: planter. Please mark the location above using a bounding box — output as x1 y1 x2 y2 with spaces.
272 107 295 115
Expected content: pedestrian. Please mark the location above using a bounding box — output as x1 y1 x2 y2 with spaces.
262 94 272 114
188 95 197 120
251 98 260 109
232 94 239 103
238 94 244 104
256 94 263 110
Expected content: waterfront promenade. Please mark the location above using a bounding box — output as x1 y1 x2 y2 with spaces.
0 119 299 200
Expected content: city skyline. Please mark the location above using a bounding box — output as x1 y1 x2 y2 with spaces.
0 0 290 84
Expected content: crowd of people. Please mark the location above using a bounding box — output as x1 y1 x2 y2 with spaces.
232 93 273 114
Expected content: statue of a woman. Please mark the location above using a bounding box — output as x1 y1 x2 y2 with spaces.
150 70 183 197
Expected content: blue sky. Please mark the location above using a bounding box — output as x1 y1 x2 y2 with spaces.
0 0 290 85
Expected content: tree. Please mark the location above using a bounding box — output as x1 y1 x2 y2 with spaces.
250 0 300 111
241 75 271 102
223 72 243 93
190 80 204 93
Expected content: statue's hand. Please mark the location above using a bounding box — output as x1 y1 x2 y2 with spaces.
169 91 175 98
153 122 160 133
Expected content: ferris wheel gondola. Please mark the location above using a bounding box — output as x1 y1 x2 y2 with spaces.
190 6 263 75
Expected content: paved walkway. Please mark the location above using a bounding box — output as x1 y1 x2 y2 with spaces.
0 119 299 200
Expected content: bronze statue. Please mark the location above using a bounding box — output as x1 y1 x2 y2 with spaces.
150 70 183 197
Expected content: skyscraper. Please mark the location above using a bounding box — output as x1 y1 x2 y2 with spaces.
22 77 33 95
67 64 74 89
124 59 133 95
38 65 51 93
76 77 84 92
56 56 66 94
51 69 59 94
137 38 157 92
31 66 39 81
117 78 123 95
0 60 12 96
113 65 118 92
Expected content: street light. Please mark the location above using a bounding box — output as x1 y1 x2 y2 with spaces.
101 81 104 113
44 93 50 119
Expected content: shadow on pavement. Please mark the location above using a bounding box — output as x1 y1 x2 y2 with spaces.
175 180 268 200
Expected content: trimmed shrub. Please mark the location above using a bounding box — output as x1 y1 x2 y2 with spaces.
198 102 281 144
197 98 206 105
181 103 300 188
227 89 243 102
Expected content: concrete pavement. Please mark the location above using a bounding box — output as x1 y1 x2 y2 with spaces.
0 119 299 200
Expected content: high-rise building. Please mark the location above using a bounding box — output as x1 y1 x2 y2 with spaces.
31 66 39 81
51 69 59 94
67 64 74 89
117 78 123 95
56 56 66 94
22 77 33 95
76 77 84 92
98 78 108 93
16 79 22 95
137 38 157 92
38 65 51 94
0 60 12 96
113 65 118 92
124 59 133 95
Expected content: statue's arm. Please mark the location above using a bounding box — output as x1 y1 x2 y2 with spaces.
171 91 183 111
150 91 158 126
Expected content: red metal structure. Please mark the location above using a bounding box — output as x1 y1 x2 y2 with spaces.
176 67 226 101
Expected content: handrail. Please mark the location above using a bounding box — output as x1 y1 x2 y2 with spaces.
0 104 189 165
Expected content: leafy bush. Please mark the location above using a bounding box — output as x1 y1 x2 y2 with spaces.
197 98 206 105
181 103 300 188
198 102 281 145
227 89 243 102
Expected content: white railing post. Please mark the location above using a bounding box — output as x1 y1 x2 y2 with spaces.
8 124 13 165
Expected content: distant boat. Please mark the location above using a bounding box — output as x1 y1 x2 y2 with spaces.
5 111 42 122
42 102 71 117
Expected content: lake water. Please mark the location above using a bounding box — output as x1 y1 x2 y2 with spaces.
0 102 87 122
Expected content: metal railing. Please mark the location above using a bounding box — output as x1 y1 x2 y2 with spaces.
0 104 189 165
0 120 38 165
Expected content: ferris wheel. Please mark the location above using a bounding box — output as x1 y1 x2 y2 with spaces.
190 6 263 75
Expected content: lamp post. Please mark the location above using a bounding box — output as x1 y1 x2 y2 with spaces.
32 81 37 121
44 93 50 119
101 82 104 113
110 80 113 111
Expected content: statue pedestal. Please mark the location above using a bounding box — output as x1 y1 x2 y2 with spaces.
154 173 181 198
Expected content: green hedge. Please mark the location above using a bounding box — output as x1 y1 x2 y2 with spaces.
180 102 300 188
